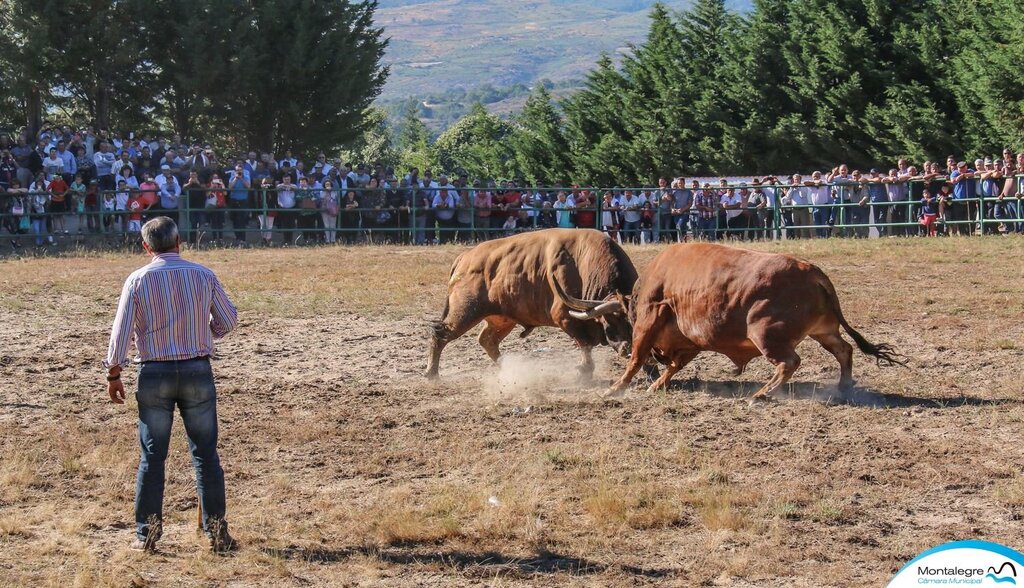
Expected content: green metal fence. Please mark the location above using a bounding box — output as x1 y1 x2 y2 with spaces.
2 177 1022 248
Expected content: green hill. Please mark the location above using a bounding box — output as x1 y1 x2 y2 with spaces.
376 0 747 100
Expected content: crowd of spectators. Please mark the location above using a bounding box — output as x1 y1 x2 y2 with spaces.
2 124 1023 249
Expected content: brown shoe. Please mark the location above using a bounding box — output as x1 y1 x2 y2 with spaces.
208 519 237 554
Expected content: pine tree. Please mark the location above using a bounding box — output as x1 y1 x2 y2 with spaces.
511 85 570 185
396 106 435 172
620 3 691 181
563 54 634 184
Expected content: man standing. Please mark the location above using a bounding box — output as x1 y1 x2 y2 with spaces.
949 160 977 236
104 217 237 553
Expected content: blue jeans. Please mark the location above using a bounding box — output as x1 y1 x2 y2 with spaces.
812 207 831 238
696 217 717 241
135 358 225 541
674 215 690 242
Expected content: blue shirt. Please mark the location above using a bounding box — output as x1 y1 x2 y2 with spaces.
867 182 887 203
950 169 976 200
227 170 251 201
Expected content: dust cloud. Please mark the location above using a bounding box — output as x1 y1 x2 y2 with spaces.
482 353 589 402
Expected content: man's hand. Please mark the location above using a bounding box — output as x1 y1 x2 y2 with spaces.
107 366 125 404
108 379 126 404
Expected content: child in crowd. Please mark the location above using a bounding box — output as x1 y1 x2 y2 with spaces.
126 188 144 234
70 173 87 233
920 189 939 236
102 188 117 232
115 179 130 233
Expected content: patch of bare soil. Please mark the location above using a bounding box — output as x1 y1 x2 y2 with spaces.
1 238 1024 587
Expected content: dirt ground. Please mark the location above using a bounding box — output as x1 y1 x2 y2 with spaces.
2 236 1024 587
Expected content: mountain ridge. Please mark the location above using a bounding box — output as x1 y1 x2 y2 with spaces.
376 0 750 101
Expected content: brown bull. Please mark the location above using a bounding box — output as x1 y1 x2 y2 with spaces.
425 229 636 380
560 243 905 399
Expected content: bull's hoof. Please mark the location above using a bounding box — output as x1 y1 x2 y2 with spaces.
602 386 627 399
838 380 856 394
424 370 440 381
748 394 774 407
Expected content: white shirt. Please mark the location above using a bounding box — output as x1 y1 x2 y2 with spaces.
808 184 832 206
720 192 743 219
786 186 810 206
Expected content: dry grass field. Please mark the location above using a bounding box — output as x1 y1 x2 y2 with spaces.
2 236 1024 587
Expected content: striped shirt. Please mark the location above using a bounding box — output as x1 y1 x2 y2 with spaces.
104 253 237 367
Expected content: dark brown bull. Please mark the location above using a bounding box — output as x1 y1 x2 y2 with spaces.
425 229 636 380
560 243 905 399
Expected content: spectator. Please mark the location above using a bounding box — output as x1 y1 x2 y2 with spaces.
620 189 643 243
782 174 812 239
94 142 117 191
432 176 458 244
655 177 673 241
276 174 298 245
155 165 182 224
320 178 339 245
227 164 251 243
115 179 131 234
75 145 95 184
183 171 207 245
639 200 655 243
341 189 361 244
56 140 76 183
7 179 29 247
720 185 745 240
694 183 718 241
43 147 64 181
12 136 33 188
29 180 49 246
70 173 87 233
671 180 693 243
554 190 576 229
600 191 620 242
455 187 474 242
746 179 770 240
919 188 939 236
48 172 70 234
575 190 596 229
111 150 134 180
864 169 890 236
473 183 492 241
948 160 978 236
805 171 832 238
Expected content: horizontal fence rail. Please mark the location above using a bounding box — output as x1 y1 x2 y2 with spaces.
2 177 1024 247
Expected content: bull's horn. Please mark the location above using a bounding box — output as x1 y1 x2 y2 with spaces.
569 300 623 321
552 277 603 312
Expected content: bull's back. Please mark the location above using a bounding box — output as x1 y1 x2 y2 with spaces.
449 229 636 323
636 243 832 344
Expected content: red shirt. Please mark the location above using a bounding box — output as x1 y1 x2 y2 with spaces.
127 196 144 221
575 194 596 228
48 177 69 201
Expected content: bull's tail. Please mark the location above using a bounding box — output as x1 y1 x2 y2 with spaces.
820 282 907 368
430 256 461 338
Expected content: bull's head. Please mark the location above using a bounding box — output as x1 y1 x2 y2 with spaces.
553 279 633 356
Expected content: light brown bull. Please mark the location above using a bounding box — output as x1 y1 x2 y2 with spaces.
425 229 637 380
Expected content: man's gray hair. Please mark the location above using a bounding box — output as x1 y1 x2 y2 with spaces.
141 217 179 253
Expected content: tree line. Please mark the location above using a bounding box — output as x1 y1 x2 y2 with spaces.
369 0 1024 185
0 0 388 155
4 0 1022 185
